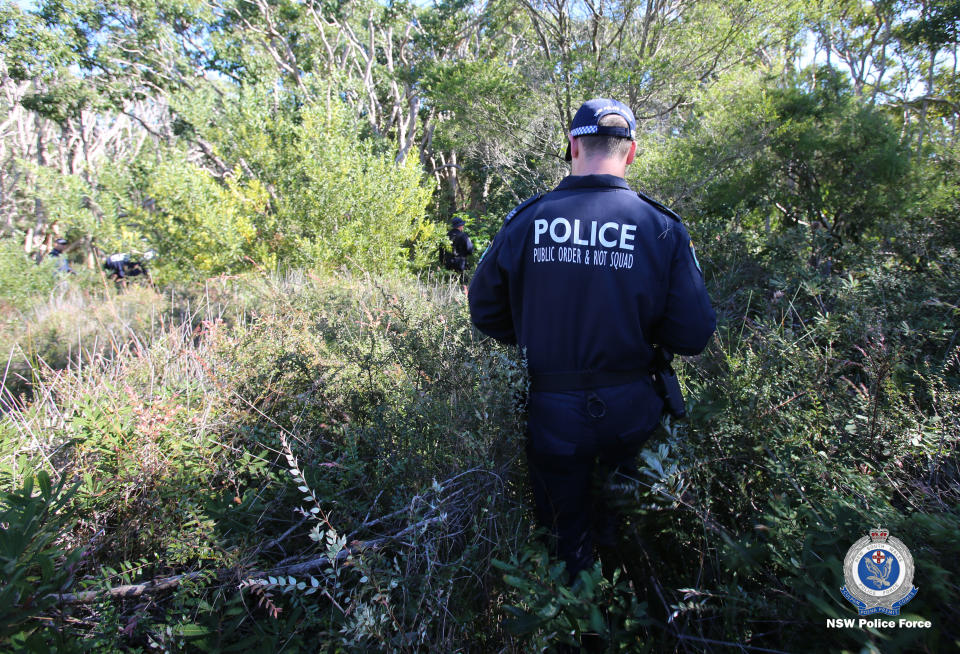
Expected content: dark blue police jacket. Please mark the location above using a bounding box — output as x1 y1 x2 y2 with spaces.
468 174 716 391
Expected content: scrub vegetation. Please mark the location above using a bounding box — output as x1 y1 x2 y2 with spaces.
1 0 959 652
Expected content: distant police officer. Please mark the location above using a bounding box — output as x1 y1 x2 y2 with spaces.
444 217 474 277
48 238 73 274
103 252 152 284
468 98 716 580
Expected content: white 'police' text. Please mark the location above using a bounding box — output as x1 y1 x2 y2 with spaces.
533 217 635 251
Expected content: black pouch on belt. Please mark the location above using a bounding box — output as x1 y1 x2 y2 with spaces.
651 347 686 419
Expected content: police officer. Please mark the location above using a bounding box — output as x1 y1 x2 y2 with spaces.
445 217 474 276
104 252 150 283
48 238 73 274
468 98 716 580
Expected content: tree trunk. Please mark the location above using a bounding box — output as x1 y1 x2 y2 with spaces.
33 113 45 238
918 45 937 151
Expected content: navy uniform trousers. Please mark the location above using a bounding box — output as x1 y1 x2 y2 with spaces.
525 378 662 579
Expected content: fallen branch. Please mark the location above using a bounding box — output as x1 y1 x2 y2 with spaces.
51 461 503 606
54 571 206 604
261 516 444 577
52 516 446 604
53 548 356 605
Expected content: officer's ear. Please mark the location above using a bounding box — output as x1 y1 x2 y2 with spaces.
625 140 637 166
568 134 579 160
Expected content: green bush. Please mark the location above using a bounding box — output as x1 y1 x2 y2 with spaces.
117 154 266 284
0 240 60 311
2 63 960 648
633 68 913 264
0 271 532 650
14 83 441 287
0 471 83 651
178 84 442 276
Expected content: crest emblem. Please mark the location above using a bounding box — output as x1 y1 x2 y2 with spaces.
841 528 918 616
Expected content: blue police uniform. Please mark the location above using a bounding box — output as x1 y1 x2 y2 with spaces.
469 173 716 577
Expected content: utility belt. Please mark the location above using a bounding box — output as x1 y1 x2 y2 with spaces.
528 347 686 419
529 369 647 393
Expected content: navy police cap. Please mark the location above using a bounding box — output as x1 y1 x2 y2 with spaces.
564 98 637 161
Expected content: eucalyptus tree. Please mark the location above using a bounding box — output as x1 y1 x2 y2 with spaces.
206 0 439 162
0 0 217 259
809 0 960 146
809 0 898 100
897 0 960 146
415 0 807 217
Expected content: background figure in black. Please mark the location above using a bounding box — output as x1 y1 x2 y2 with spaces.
444 217 474 281
103 252 150 284
48 238 73 274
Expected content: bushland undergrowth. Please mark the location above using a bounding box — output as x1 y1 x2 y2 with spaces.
1 220 958 652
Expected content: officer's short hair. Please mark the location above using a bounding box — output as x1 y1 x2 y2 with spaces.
577 114 633 160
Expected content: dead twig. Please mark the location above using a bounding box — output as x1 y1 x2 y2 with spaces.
759 391 808 417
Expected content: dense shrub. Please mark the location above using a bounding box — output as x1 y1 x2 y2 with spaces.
0 240 61 311
0 272 532 651
633 68 913 265
16 84 441 286
177 85 442 275
0 472 83 651
117 155 266 284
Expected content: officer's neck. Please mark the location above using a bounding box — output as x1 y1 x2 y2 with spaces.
570 157 628 178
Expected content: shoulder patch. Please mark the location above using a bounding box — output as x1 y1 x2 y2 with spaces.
504 193 543 225
689 239 702 272
636 190 681 222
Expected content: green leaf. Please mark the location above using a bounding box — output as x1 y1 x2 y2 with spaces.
502 574 528 589
589 605 605 634
177 623 212 638
490 558 514 571
36 472 51 501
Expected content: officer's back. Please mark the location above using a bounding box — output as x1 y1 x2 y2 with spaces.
472 175 714 386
